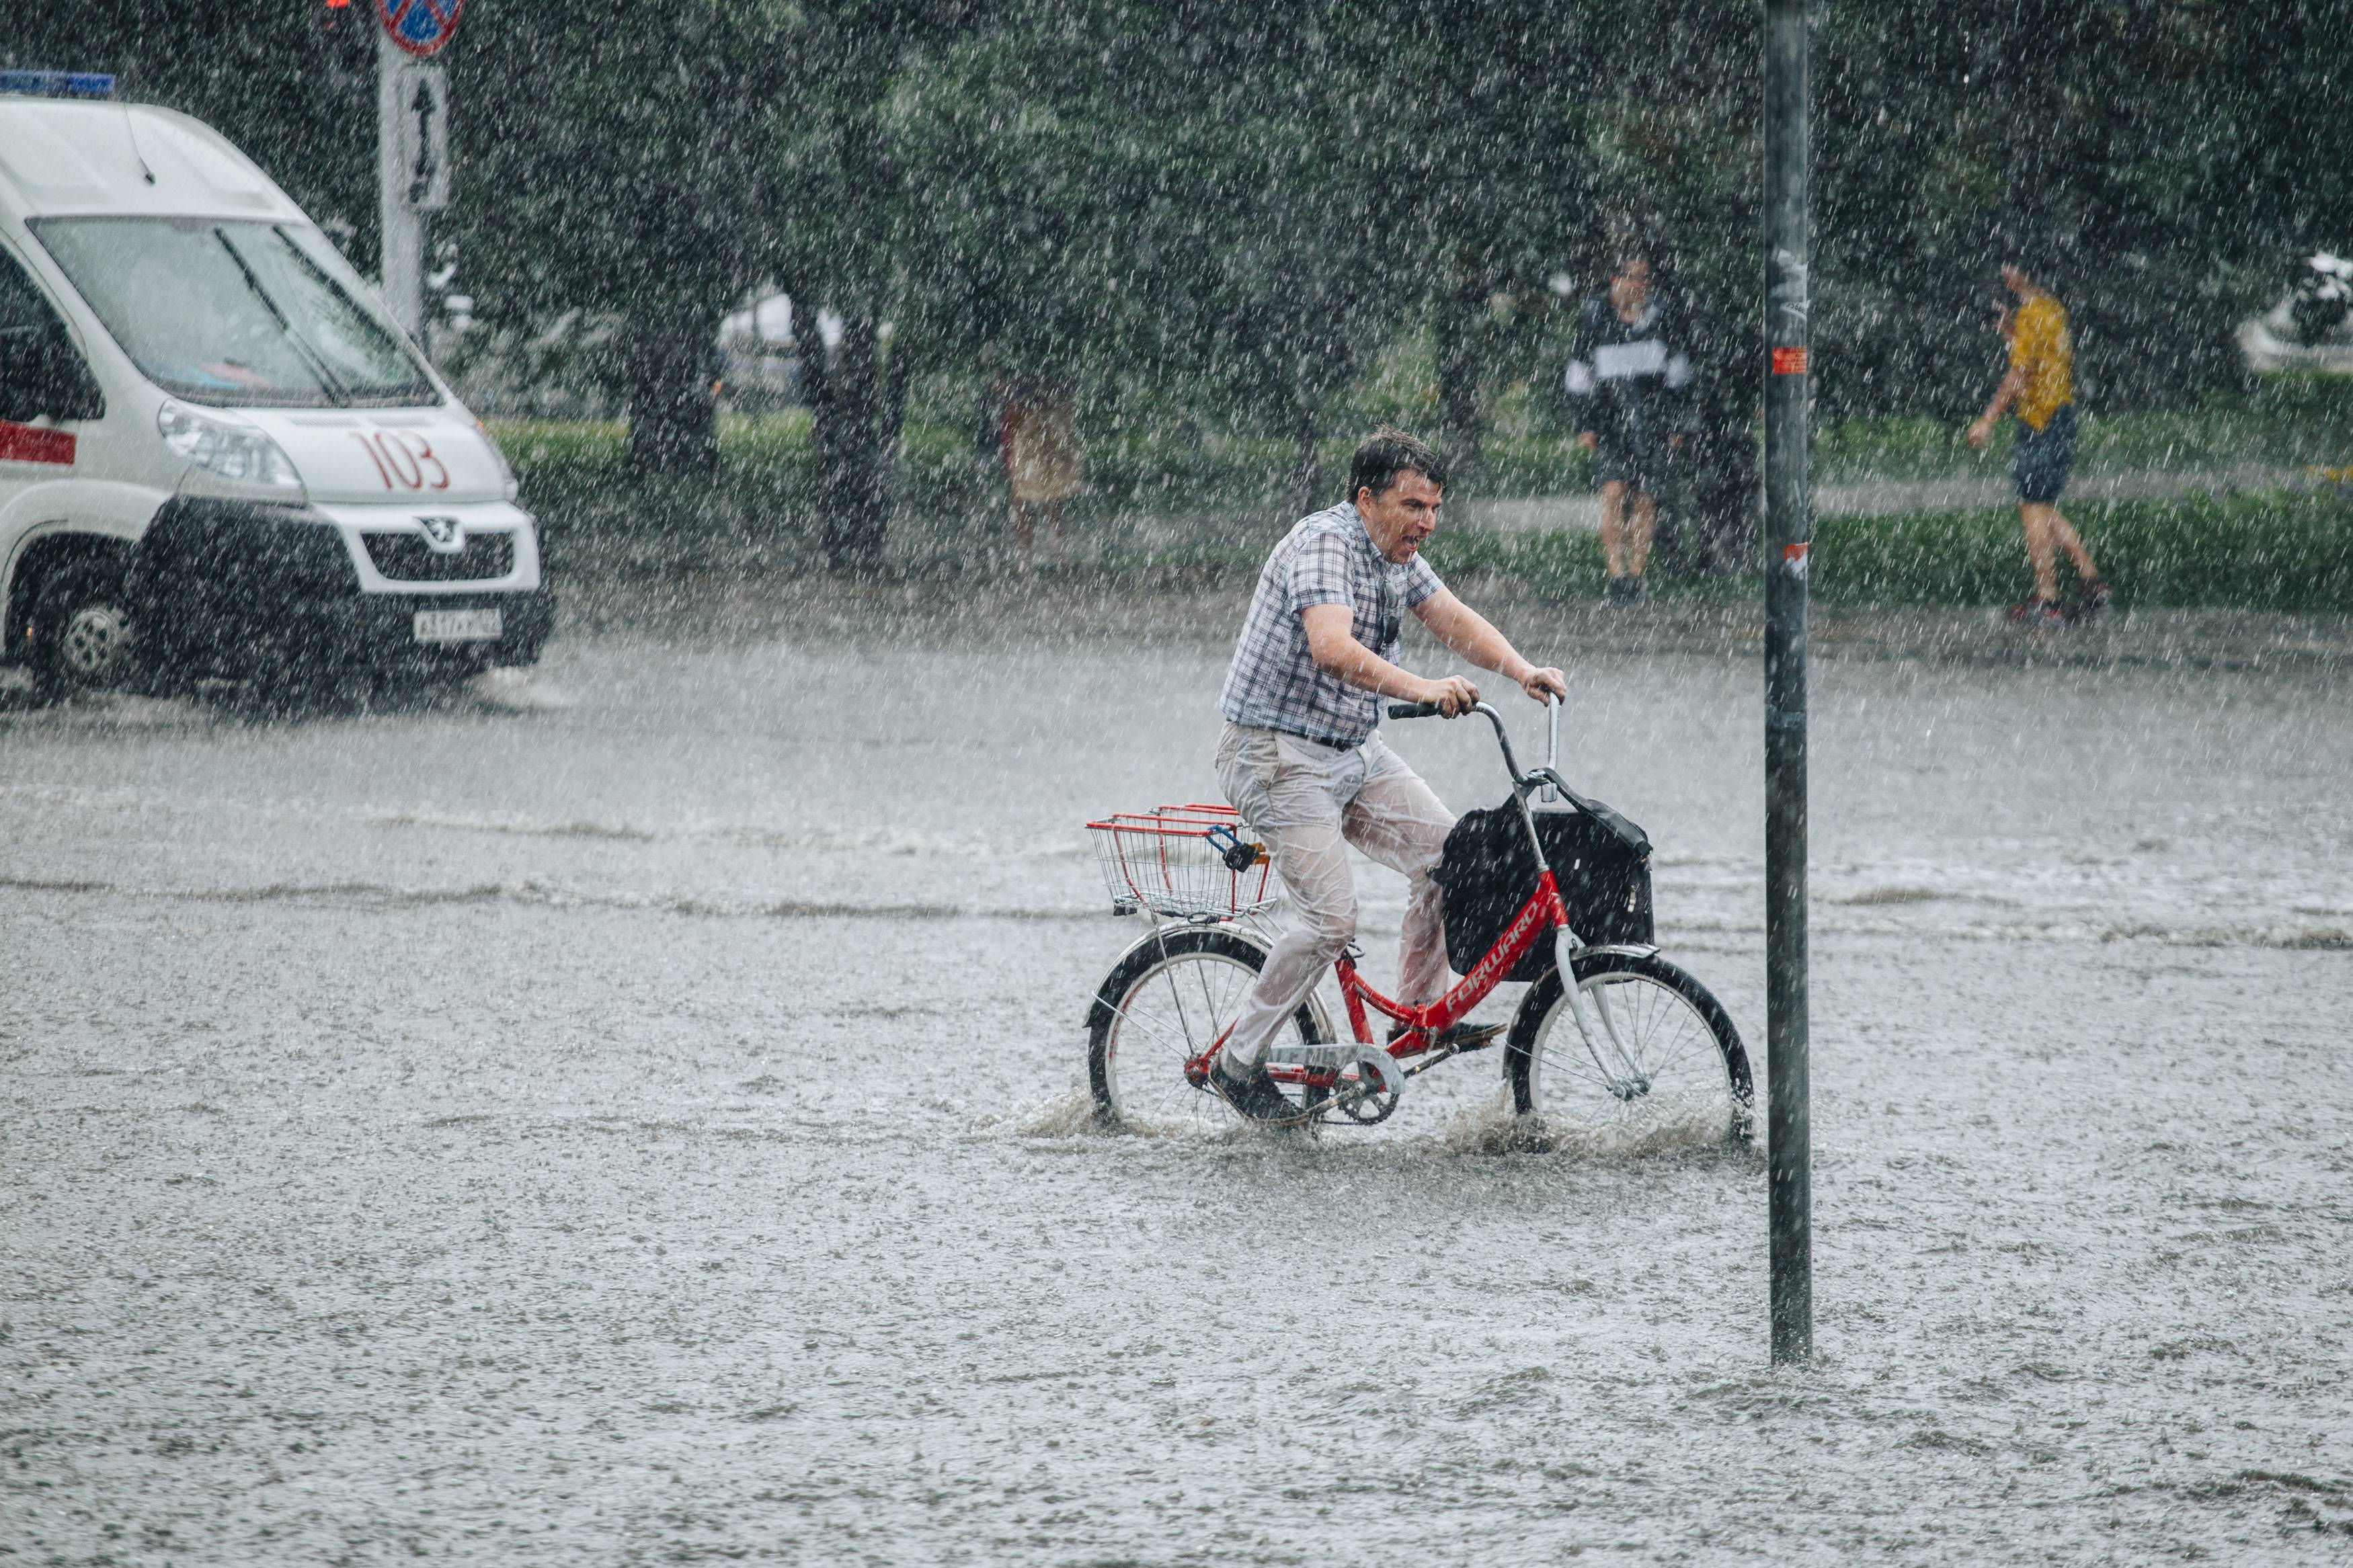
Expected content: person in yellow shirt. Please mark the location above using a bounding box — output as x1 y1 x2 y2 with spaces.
1967 263 2109 624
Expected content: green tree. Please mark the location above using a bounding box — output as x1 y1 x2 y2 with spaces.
890 8 1178 382
1579 0 1763 569
1348 0 1595 472
1816 1 2353 415
451 0 799 477
895 1 1412 509
22 0 2353 555
1185 13 1402 507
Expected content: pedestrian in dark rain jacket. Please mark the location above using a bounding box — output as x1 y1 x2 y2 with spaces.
1563 255 1691 602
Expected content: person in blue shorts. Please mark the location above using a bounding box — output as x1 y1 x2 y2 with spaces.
1968 265 2108 625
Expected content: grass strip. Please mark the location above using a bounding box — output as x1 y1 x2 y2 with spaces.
493 402 2353 613
1423 490 2353 614
491 373 2353 497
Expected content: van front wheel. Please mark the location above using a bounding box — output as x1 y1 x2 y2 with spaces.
30 563 133 702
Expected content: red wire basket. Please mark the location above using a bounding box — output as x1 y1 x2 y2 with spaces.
1086 803 1275 919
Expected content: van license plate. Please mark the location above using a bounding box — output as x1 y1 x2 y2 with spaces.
413 608 502 643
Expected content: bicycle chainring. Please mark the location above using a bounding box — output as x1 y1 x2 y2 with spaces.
1330 1048 1404 1124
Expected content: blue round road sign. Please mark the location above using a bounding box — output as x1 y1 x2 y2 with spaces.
376 0 465 58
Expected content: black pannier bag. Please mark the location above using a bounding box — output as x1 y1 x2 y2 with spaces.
1429 790 1654 982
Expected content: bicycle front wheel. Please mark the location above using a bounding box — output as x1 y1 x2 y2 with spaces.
1086 926 1329 1133
1504 951 1753 1147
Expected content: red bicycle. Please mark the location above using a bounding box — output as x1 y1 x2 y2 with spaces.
1084 699 1753 1141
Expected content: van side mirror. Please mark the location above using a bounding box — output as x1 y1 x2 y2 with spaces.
0 322 106 423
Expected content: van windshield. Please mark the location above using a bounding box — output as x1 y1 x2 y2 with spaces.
30 218 436 409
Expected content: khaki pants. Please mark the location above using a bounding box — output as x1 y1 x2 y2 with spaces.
1214 723 1458 1073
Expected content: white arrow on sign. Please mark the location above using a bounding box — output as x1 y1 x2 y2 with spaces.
393 63 450 213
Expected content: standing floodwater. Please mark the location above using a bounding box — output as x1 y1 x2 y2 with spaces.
3 595 2350 1561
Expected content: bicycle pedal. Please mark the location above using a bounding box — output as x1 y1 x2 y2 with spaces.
1450 1022 1506 1052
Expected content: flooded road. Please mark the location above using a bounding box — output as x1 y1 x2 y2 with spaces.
5 595 2350 1563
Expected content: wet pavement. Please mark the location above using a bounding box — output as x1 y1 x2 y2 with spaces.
4 587 2350 1563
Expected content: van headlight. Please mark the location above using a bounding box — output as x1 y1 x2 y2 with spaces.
157 400 303 493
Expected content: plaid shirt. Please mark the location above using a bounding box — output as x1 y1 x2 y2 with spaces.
1218 503 1444 747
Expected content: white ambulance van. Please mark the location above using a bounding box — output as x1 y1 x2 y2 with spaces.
0 86 550 699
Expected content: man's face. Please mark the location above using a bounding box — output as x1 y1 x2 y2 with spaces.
2001 263 2029 298
1356 470 1443 565
1610 260 1652 313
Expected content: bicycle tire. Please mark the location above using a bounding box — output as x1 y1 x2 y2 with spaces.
1503 950 1753 1146
1085 926 1329 1132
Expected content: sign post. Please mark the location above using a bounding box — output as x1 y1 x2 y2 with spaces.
372 0 461 340
1761 0 1813 1367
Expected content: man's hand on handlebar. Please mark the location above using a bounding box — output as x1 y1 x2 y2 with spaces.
1518 665 1568 704
1411 674 1481 717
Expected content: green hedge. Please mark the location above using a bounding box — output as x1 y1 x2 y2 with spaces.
1817 491 2353 611
487 411 1597 526
492 375 2353 532
1423 489 2353 613
1814 374 2353 482
490 401 2353 613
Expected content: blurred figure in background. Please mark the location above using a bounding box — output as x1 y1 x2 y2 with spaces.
1969 261 2108 625
1564 253 1690 604
998 376 1080 573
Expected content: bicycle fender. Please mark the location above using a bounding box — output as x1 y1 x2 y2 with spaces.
1099 921 1271 977
1084 923 1335 1043
1569 942 1662 963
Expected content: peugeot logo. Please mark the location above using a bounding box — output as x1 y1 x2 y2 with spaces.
417 516 465 554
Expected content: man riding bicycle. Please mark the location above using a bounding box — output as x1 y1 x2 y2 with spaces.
1212 429 1570 1122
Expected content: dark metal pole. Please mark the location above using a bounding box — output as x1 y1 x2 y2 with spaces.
1762 0 1812 1366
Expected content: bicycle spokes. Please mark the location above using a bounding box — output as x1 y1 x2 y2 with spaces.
1544 934 1648 1099
1583 981 1654 1100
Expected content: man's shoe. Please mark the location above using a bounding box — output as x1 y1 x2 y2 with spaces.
1209 1061 1307 1124
2005 595 2066 627
2069 578 2112 623
1388 1020 1506 1053
1603 575 1646 604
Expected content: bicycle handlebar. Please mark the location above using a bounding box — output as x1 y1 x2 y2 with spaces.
1386 695 1558 793
1388 698 1506 725
1390 693 1564 733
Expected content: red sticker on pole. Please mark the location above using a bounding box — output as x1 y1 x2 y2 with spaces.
377 0 463 57
1782 541 1809 579
1771 346 1808 376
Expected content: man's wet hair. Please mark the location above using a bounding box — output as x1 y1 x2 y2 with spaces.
1349 429 1447 501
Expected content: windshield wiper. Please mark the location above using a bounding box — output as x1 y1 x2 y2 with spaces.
212 227 351 407
270 230 434 404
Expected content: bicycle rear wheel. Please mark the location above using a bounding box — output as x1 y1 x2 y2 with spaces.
1086 926 1328 1133
1504 950 1753 1147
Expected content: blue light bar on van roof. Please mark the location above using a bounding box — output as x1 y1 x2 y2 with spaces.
0 71 117 99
